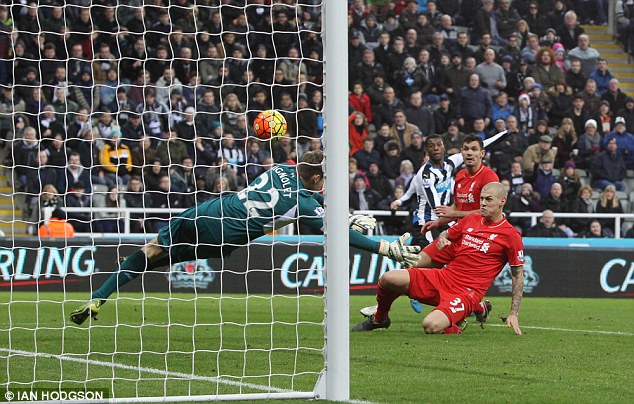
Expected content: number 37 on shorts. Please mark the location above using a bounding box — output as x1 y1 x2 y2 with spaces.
449 297 465 313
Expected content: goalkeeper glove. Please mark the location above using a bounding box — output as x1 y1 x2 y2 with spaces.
378 233 421 268
349 214 377 233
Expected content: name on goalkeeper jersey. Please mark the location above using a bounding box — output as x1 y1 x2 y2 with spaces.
273 166 293 198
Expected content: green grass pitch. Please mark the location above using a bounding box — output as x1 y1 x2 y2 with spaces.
1 293 633 403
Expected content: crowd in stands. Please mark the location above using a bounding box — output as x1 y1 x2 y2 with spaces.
0 1 633 238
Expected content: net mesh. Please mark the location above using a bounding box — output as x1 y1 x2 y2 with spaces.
0 1 326 400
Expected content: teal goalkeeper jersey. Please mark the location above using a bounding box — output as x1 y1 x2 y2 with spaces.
200 164 324 243
195 164 379 253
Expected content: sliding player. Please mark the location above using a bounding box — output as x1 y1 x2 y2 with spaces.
71 150 420 325
353 182 524 335
364 132 505 315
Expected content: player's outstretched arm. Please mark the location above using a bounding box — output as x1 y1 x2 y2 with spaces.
348 231 420 267
507 264 524 335
349 214 377 233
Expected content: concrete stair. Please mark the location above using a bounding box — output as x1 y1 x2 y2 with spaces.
583 26 634 96
0 175 28 237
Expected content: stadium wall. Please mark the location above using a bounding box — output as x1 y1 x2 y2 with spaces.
1 238 633 298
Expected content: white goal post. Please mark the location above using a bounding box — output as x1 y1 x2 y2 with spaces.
0 0 350 402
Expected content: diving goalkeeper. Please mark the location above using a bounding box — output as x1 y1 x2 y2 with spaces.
71 150 420 325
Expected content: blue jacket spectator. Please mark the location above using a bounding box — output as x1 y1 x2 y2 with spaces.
602 117 634 169
531 157 557 199
591 138 627 192
492 92 514 123
588 59 615 96
456 74 492 126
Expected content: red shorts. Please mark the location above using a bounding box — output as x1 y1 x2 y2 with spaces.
422 239 456 266
406 268 479 325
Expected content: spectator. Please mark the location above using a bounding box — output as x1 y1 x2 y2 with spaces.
381 140 402 180
508 183 541 233
373 122 392 158
496 0 521 41
372 86 405 128
505 161 527 195
589 59 614 95
99 132 133 186
136 89 169 139
578 219 612 238
557 10 585 50
11 126 39 190
491 116 528 175
591 138 627 191
565 58 588 94
394 159 414 188
548 80 574 127
272 133 297 164
595 184 625 234
441 120 465 156
433 94 457 133
569 185 595 233
531 47 565 90
513 93 540 135
401 130 425 171
492 92 514 124
525 209 569 237
473 33 493 63
94 185 124 233
541 182 568 213
552 118 578 168
567 34 600 76
353 136 382 172
558 160 582 203
601 79 628 114
530 156 557 200
617 97 634 135
514 19 531 49
64 181 92 233
349 111 369 157
38 208 75 238
365 161 393 200
577 119 603 169
349 81 373 122
552 43 567 71
452 32 475 62
597 101 614 136
244 139 269 184
523 1 548 37
156 131 189 167
475 48 506 98
389 110 419 150
377 185 410 235
147 175 181 232
569 94 598 136
603 117 634 169
520 34 541 66
456 74 492 130
170 156 197 208
349 174 381 211
405 91 434 136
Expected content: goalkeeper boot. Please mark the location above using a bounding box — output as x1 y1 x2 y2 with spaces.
409 298 423 313
70 299 102 325
360 304 378 318
475 300 492 328
352 315 391 331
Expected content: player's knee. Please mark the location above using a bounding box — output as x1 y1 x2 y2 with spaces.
422 318 444 334
378 270 409 292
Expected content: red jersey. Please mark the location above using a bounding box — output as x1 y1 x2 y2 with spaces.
443 213 524 299
453 165 499 212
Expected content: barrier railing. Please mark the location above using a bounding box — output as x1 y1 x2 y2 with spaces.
59 208 634 238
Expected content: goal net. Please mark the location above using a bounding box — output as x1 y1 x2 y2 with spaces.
0 0 348 401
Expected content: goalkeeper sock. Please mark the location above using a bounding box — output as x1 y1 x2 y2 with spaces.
91 250 148 303
374 282 400 323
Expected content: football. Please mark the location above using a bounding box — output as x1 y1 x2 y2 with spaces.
253 110 288 140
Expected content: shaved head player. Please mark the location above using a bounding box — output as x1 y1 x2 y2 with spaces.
354 182 524 335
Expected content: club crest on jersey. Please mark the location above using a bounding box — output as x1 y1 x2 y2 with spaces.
468 193 475 203
480 242 490 253
518 250 524 262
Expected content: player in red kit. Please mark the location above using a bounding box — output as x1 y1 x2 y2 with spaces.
417 133 500 268
353 182 525 335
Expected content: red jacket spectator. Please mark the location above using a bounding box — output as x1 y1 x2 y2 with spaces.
348 83 373 122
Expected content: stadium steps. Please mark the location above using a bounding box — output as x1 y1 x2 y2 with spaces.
582 25 634 96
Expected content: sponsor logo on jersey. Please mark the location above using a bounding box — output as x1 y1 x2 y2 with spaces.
314 207 325 217
435 177 452 193
167 259 216 289
494 256 539 293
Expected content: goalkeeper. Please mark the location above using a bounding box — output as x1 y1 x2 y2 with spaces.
71 150 420 325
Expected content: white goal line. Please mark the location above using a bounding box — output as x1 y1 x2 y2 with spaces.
486 324 634 336
0 348 309 399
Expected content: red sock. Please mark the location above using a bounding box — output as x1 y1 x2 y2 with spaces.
472 301 485 315
443 324 463 334
374 283 401 323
